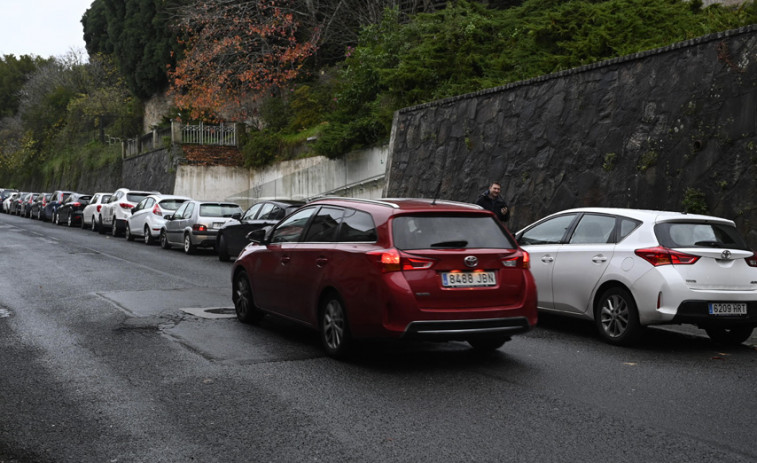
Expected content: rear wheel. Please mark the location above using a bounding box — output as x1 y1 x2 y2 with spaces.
217 234 230 262
183 233 196 254
594 287 643 346
468 335 510 351
320 294 352 359
233 270 263 324
160 230 171 249
111 219 120 237
705 326 754 345
92 216 99 232
144 226 154 245
125 223 134 241
98 216 105 234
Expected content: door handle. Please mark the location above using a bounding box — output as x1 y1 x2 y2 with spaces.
541 255 554 263
592 255 607 263
315 257 329 268
281 255 291 265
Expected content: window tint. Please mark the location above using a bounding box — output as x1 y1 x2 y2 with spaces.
303 207 343 242
569 214 616 244
392 215 514 250
159 199 187 211
655 222 749 250
200 204 243 217
126 193 149 202
271 207 317 243
338 209 377 242
256 203 274 220
242 203 263 221
519 214 577 245
267 206 286 220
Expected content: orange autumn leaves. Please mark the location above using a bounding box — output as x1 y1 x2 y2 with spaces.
169 0 318 121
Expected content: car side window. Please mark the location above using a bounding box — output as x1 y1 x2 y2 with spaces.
519 214 577 245
242 203 263 221
271 207 317 244
337 209 377 242
303 207 343 242
184 203 195 218
257 203 275 220
173 202 189 219
134 198 148 212
569 214 616 244
268 206 285 220
618 218 641 242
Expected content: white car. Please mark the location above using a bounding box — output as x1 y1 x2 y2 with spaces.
126 194 191 245
3 192 20 214
81 192 112 231
516 207 757 346
99 188 159 236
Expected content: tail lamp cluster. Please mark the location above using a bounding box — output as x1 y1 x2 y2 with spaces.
368 248 530 273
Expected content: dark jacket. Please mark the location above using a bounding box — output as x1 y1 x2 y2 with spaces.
476 191 510 222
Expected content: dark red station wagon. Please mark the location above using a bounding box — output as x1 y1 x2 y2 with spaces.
231 198 538 358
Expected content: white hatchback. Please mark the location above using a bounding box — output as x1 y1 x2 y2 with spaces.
126 194 191 245
516 208 757 346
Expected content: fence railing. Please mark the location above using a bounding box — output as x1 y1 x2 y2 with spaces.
122 121 240 158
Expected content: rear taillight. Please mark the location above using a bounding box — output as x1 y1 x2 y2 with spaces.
746 253 757 267
502 250 530 269
96 205 102 212
152 204 163 216
119 203 134 209
192 224 207 232
71 202 81 207
368 248 435 273
635 246 700 266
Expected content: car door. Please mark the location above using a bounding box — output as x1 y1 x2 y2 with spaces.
166 202 189 244
518 213 579 311
550 213 617 315
129 198 152 234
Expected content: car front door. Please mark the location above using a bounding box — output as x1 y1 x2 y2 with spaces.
166 202 189 245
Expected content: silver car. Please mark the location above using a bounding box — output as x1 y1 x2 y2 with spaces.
516 207 757 346
126 194 191 245
160 201 243 254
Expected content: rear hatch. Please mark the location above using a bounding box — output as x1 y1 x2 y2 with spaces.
391 214 528 309
654 220 757 291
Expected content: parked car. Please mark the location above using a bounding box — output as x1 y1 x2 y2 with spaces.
216 199 305 261
44 190 76 222
55 194 92 227
99 188 158 236
18 192 39 217
8 192 28 215
231 198 538 358
126 194 191 244
1 191 19 214
160 201 243 254
81 193 112 231
0 189 17 213
515 207 757 346
30 193 51 220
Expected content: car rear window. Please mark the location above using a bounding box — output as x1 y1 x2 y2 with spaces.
392 215 515 250
655 222 749 250
126 193 150 202
159 199 187 210
200 204 243 218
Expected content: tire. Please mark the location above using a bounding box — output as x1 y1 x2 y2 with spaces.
54 212 59 225
111 219 120 237
468 335 510 351
67 214 73 227
217 234 230 262
320 293 352 359
160 230 171 249
98 216 105 234
595 286 643 346
144 226 154 245
125 223 134 241
233 270 263 324
183 233 196 255
36 209 41 220
704 326 754 346
81 216 86 229
92 216 99 232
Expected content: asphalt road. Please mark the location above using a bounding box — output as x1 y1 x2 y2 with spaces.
1 212 755 463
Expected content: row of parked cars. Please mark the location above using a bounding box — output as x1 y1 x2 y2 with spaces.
2 187 756 358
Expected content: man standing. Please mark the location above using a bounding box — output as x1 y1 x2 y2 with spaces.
476 182 510 223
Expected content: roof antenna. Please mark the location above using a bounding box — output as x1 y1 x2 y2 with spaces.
431 179 442 205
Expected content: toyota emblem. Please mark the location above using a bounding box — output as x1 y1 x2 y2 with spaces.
721 250 732 260
464 256 478 268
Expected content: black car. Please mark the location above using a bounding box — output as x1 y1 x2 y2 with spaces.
45 190 76 223
216 199 305 261
30 193 52 220
20 193 40 218
55 194 92 227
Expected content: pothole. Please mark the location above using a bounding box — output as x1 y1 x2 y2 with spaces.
180 307 236 319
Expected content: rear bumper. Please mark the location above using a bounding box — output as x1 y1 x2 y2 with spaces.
672 300 757 328
402 317 532 341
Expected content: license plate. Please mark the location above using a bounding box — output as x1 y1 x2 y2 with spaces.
708 303 747 315
212 222 225 229
441 271 496 288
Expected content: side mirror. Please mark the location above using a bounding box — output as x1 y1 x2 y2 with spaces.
165 214 174 221
231 212 242 220
246 226 271 245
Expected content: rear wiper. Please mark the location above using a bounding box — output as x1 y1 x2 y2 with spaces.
694 241 725 247
430 240 468 248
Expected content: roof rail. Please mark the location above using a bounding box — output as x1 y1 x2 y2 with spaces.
308 196 401 209
382 198 483 210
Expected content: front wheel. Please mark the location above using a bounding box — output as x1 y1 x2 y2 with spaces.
67 214 73 227
125 223 134 241
98 216 106 234
144 226 154 245
91 216 99 232
594 287 643 346
217 234 230 262
111 219 120 237
233 271 263 324
705 326 754 346
160 230 171 249
320 294 352 359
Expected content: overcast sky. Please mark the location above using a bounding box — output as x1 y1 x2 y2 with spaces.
1 0 93 59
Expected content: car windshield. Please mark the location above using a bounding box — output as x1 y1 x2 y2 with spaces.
655 222 749 250
392 214 515 250
200 204 243 218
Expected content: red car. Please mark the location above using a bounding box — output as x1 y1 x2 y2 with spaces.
231 198 537 358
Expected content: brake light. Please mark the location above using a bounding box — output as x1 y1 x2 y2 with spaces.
192 224 207 232
502 250 530 269
635 246 700 266
368 248 435 272
96 205 102 212
152 204 163 216
119 203 134 209
71 202 81 207
746 253 757 267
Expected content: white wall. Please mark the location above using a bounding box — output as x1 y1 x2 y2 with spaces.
173 146 389 209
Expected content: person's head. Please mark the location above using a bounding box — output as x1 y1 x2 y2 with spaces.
488 182 501 198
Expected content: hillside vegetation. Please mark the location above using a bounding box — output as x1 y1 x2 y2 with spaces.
1 0 757 188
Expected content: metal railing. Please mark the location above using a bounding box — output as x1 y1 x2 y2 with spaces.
180 122 237 146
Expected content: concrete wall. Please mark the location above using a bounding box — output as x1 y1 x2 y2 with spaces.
173 146 388 209
385 25 757 247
